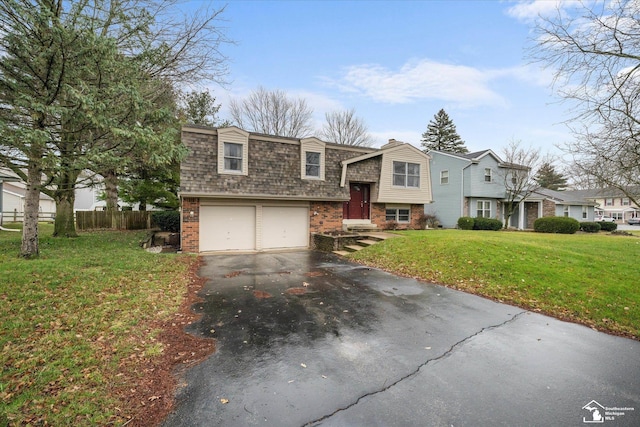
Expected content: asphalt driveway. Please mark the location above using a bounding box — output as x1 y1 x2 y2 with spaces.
163 251 640 426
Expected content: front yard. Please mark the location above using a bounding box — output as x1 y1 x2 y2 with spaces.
1 226 638 425
0 225 210 426
349 229 640 339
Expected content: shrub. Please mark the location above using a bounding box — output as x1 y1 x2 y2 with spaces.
385 220 398 230
416 213 439 229
457 217 474 230
534 217 580 234
152 210 180 232
473 217 503 231
599 221 618 232
580 222 601 233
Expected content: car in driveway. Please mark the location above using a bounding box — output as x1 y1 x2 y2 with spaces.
627 217 640 225
595 215 616 222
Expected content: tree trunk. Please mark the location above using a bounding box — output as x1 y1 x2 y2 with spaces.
52 167 79 237
20 160 41 258
104 170 118 211
53 192 78 237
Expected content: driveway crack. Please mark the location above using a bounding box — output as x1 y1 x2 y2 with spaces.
302 311 527 427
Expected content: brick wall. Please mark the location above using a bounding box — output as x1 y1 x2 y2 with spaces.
542 200 555 218
181 197 200 253
309 201 343 233
370 204 424 230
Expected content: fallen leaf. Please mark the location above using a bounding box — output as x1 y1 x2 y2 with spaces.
302 282 310 287
300 363 307 368
220 398 229 404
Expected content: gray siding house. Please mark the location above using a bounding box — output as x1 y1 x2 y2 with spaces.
428 150 597 228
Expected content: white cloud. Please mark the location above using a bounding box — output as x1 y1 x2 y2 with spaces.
331 59 507 108
505 0 565 22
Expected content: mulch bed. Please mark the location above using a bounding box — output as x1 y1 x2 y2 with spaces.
115 257 215 427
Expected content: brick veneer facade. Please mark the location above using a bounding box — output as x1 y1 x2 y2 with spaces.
181 197 200 253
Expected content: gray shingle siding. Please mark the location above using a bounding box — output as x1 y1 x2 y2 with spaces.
180 129 376 200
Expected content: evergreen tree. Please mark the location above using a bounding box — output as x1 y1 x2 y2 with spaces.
421 109 468 153
535 162 568 190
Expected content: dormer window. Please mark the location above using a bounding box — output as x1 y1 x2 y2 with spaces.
300 138 325 180
224 142 243 172
305 151 321 178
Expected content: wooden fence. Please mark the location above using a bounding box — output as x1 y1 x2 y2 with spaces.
76 210 152 230
1 210 56 224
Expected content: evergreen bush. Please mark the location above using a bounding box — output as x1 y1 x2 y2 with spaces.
457 217 474 230
152 210 180 232
534 217 580 234
599 221 618 232
473 217 503 231
580 222 601 233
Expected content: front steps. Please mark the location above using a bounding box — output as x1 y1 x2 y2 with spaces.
332 232 398 256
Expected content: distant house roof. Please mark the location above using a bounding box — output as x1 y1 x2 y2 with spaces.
533 188 597 206
429 149 528 170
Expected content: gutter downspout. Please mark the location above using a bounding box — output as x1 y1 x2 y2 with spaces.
461 162 472 218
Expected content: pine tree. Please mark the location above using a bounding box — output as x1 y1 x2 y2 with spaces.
421 109 468 153
535 162 568 190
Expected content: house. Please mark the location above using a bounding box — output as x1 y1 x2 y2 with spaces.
427 149 535 228
528 188 597 223
0 168 56 224
179 126 432 252
572 187 640 222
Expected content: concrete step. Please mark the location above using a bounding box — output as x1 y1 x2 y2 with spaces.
344 244 366 252
359 232 396 241
357 239 378 247
332 250 350 257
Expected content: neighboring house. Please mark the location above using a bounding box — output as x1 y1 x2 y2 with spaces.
0 168 55 223
179 126 432 252
427 149 535 229
571 187 640 222
529 188 596 223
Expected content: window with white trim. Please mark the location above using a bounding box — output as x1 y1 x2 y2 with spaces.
224 142 243 172
612 212 623 220
386 207 410 223
605 198 613 206
484 168 492 182
563 205 569 217
476 200 491 218
622 197 630 206
393 161 420 188
440 170 449 185
305 151 320 178
582 205 587 219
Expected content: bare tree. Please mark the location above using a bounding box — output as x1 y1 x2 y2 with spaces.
499 139 541 229
320 109 373 146
530 0 640 206
229 87 314 137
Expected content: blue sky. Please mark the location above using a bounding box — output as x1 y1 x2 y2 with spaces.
198 0 570 155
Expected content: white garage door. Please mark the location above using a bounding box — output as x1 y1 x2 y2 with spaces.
262 206 309 249
200 206 256 251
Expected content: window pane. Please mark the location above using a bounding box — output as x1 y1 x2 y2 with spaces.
393 174 406 186
225 158 241 171
393 161 406 174
385 209 396 221
407 176 420 187
407 163 420 175
398 209 410 222
441 170 448 184
225 143 242 158
306 165 320 177
306 152 320 165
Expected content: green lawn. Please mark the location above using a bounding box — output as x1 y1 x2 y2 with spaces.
0 225 195 426
349 230 640 339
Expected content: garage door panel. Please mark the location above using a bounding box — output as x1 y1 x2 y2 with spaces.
262 207 308 249
200 206 255 251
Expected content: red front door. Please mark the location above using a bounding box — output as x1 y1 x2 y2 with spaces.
343 183 370 220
